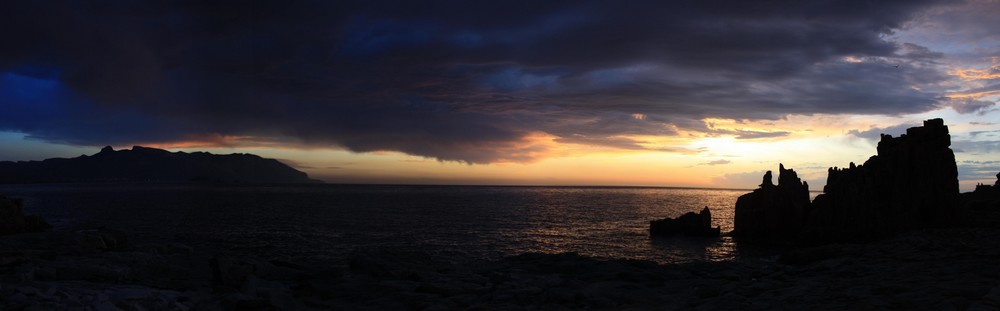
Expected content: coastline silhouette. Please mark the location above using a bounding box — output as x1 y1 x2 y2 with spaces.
0 146 321 184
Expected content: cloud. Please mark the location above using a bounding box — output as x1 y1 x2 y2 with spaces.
969 130 1000 139
712 171 766 189
848 123 920 142
952 140 1000 154
949 98 997 115
733 130 791 140
899 0 1000 65
0 0 958 163
957 161 1000 181
700 159 731 166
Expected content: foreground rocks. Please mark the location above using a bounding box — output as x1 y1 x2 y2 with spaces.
650 207 721 237
5 226 1000 310
0 195 50 236
735 118 961 243
0 228 315 310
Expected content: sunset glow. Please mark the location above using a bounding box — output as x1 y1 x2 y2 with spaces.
1 1 998 191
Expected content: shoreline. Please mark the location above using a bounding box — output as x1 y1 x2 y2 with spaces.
4 225 1000 310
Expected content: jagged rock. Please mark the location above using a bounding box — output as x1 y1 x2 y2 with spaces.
0 195 50 236
807 118 959 242
210 257 258 289
760 171 773 187
961 171 1000 226
733 164 810 241
75 229 129 251
734 119 960 243
650 207 721 237
209 256 308 310
969 172 1000 197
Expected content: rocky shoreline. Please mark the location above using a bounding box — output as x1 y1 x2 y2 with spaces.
3 223 1000 310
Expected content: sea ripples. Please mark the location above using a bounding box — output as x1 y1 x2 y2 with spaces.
1 184 763 264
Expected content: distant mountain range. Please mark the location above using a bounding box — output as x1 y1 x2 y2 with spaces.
0 146 322 184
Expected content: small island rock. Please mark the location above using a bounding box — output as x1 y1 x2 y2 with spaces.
650 206 721 237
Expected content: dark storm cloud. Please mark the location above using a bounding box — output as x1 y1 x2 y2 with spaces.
0 0 953 163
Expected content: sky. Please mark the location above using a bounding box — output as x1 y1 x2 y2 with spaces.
1 0 999 191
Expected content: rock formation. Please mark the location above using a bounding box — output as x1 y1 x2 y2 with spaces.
961 171 1000 222
650 206 721 237
0 195 50 236
733 164 810 241
807 118 959 242
734 118 960 243
969 172 1000 196
0 145 322 184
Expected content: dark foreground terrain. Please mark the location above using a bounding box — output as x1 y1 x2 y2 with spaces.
2 224 1000 310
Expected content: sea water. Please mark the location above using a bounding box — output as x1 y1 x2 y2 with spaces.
0 184 789 264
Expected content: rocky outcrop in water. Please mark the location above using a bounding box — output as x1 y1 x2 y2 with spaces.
732 164 810 241
650 207 721 237
0 146 322 184
734 118 960 243
0 195 50 236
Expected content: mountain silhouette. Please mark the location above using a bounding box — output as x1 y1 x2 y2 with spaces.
0 146 321 184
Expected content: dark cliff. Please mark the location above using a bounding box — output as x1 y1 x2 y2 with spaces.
807 118 958 242
0 146 321 184
734 118 959 243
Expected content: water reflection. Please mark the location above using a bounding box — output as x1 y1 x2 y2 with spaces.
648 235 738 262
1 184 765 264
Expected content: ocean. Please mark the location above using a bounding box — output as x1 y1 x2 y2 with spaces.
0 184 793 264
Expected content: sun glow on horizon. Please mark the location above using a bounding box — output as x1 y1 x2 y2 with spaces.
1 108 997 192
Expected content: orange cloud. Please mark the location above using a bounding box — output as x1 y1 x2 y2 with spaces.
945 90 1000 99
950 66 1000 81
123 133 281 150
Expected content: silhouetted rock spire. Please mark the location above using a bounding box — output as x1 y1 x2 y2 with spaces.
733 163 810 240
760 171 773 187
